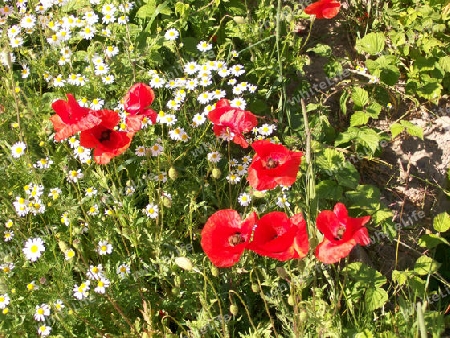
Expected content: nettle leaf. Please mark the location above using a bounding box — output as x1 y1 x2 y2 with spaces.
335 163 360 189
316 180 343 200
350 111 370 127
433 212 450 232
400 120 424 139
307 44 332 57
335 127 381 154
416 80 442 101
392 270 410 286
345 185 381 212
351 88 369 109
438 56 450 72
390 122 404 139
366 102 382 117
418 234 450 249
316 148 346 172
344 262 386 287
136 2 156 19
355 32 385 55
366 55 400 86
365 287 388 312
414 255 440 276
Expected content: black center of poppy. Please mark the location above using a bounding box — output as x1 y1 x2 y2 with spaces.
335 226 346 240
228 233 244 246
265 157 279 169
99 129 112 142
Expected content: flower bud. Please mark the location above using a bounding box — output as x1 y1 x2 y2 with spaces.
233 16 247 24
211 266 219 277
211 168 221 179
288 295 294 306
230 304 238 316
168 167 178 180
251 283 259 293
175 257 193 271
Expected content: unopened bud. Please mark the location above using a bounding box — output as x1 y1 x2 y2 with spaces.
211 168 221 179
211 266 219 277
230 304 238 316
168 167 178 180
233 16 246 24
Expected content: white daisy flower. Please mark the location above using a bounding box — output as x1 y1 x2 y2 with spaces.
11 141 26 158
197 40 212 52
23 238 45 262
38 325 51 337
238 193 252 207
144 203 159 219
164 28 179 41
0 294 10 309
73 280 90 300
94 277 110 294
34 303 50 322
86 264 104 280
117 263 130 278
97 240 113 255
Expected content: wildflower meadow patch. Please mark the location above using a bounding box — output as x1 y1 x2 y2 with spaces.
1 0 450 336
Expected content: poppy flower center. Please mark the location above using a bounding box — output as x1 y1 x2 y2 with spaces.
335 226 346 240
228 233 244 246
99 129 112 142
265 157 279 169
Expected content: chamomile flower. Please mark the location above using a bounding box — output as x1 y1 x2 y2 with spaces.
33 157 53 169
117 263 130 278
85 187 97 197
164 28 179 41
10 36 24 48
67 169 84 183
238 193 252 207
13 196 28 216
276 194 290 208
11 141 26 158
230 64 245 77
1 263 14 274
97 240 113 255
53 74 66 87
242 155 253 165
64 248 75 260
207 151 221 163
166 99 180 110
4 230 14 242
48 188 62 200
102 74 115 84
87 264 104 280
94 64 109 76
38 325 51 337
105 45 119 57
212 89 226 100
197 92 213 104
185 78 198 90
5 220 13 228
230 97 246 109
184 61 198 75
54 300 65 311
21 14 37 30
192 113 206 126
90 98 104 110
117 15 128 24
87 204 99 216
79 25 96 40
226 172 241 184
168 127 185 141
150 143 164 156
21 65 30 78
236 163 248 176
73 280 90 300
197 40 212 52
94 278 110 294
27 281 39 292
258 124 276 136
83 11 98 25
34 304 50 321
0 294 10 309
154 172 167 183
23 238 45 262
135 146 147 157
144 203 159 219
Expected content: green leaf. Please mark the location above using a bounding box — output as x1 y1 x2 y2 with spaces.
392 270 409 286
355 32 385 55
433 212 450 232
372 209 393 223
339 90 350 115
344 262 387 287
136 3 156 19
438 56 450 72
390 123 405 139
351 88 369 108
400 120 424 140
365 55 400 86
316 148 345 172
350 111 370 127
335 127 380 154
414 255 440 276
345 185 381 212
355 329 374 338
307 44 332 57
335 163 360 189
365 287 388 312
418 234 450 249
316 180 343 200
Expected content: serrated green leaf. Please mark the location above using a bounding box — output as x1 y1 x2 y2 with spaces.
355 32 385 55
307 44 332 57
136 3 156 19
316 180 343 200
392 270 409 286
346 185 381 212
344 262 386 287
365 287 388 312
400 120 424 140
418 234 450 249
340 90 350 115
433 212 450 232
351 88 369 108
316 148 346 172
439 56 450 72
390 123 405 139
350 111 370 126
335 163 360 189
372 209 393 223
414 255 440 276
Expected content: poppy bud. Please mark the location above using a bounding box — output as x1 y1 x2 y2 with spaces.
175 257 193 271
288 295 294 306
251 283 259 293
58 240 69 252
162 196 172 208
211 266 219 277
233 16 246 24
230 304 238 316
168 167 178 180
252 190 266 198
211 168 221 179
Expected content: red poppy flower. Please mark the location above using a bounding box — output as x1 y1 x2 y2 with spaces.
50 94 101 141
207 99 257 148
315 203 371 264
201 209 258 267
304 0 341 19
123 83 157 132
247 140 303 191
247 212 309 261
79 110 134 164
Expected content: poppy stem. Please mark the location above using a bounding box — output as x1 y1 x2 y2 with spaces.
301 99 318 239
